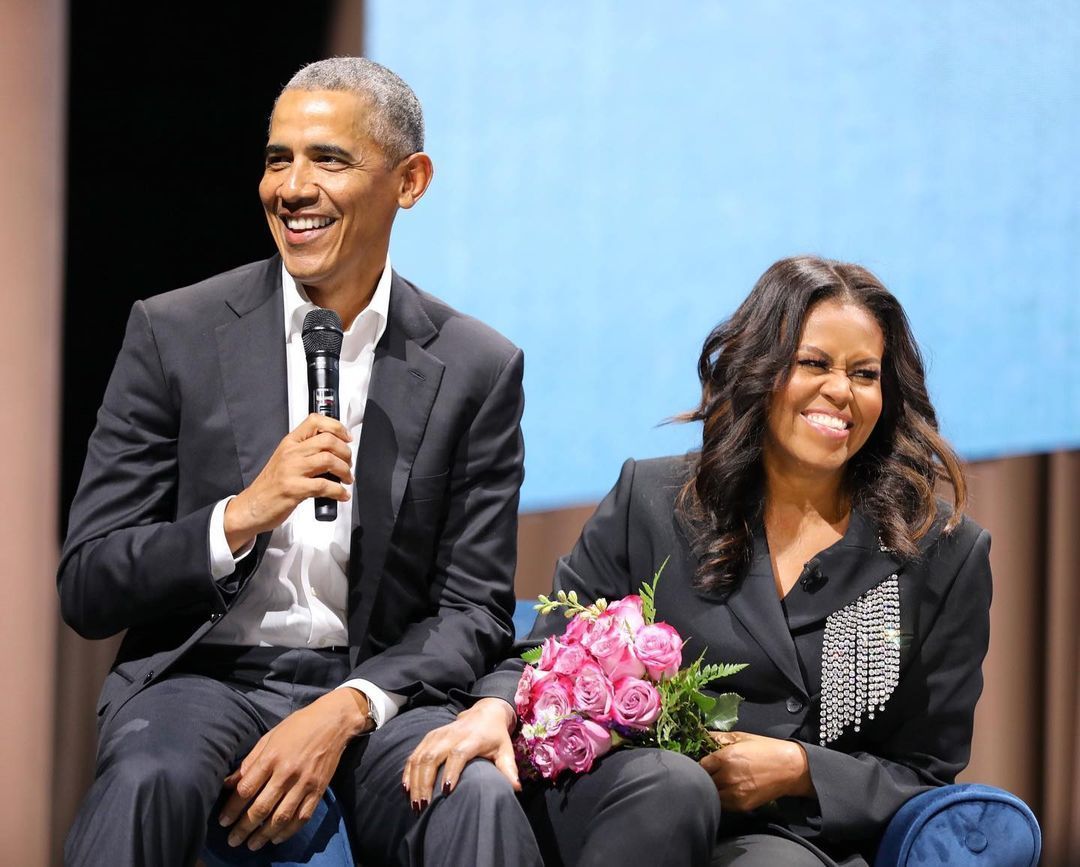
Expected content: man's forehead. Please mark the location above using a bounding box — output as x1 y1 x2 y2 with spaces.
268 88 373 139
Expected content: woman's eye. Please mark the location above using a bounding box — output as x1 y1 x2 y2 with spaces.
797 359 829 370
853 369 881 381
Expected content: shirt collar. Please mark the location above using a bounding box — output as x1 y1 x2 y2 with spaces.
281 257 392 352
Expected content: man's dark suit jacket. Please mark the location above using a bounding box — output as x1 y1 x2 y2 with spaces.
474 456 991 867
59 255 524 727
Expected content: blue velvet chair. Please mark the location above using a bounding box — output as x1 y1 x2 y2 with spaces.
202 604 1043 867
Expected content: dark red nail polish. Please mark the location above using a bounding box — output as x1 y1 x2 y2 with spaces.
442 780 451 795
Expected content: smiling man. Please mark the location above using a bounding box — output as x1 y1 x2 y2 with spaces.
60 58 524 865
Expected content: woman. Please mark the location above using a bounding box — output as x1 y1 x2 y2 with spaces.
401 256 991 866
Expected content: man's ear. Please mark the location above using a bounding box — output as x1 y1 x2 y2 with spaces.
397 152 434 209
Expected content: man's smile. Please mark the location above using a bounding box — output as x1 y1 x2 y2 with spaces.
280 214 337 243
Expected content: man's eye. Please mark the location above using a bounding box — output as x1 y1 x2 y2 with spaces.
265 156 289 168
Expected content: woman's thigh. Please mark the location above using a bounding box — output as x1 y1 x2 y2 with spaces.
526 747 720 867
712 833 825 866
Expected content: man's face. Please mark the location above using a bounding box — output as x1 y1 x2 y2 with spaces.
259 89 402 297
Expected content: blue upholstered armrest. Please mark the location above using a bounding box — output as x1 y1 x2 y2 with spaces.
874 783 1041 867
201 785 354 867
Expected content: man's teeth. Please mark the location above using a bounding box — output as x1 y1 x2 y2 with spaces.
284 216 334 231
805 413 849 431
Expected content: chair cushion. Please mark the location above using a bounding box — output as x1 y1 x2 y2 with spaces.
874 783 1041 866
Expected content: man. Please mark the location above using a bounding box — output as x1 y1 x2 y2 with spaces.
59 57 524 865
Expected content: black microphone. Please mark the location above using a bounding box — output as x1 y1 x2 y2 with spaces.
799 557 827 592
302 308 344 522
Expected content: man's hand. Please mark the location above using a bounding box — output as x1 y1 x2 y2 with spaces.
224 413 354 553
219 688 372 850
698 731 815 812
402 697 518 810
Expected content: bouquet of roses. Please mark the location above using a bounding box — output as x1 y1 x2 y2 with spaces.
513 561 747 781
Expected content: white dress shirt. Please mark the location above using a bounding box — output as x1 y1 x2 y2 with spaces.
201 259 405 727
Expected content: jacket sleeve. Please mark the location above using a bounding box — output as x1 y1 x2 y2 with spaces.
346 348 527 704
794 527 993 843
462 458 640 706
57 301 241 639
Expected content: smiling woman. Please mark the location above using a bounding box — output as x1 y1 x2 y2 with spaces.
399 255 988 867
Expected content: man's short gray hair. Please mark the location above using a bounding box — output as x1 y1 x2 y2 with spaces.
281 57 424 164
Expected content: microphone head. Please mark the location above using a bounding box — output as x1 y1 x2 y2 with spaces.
302 308 344 358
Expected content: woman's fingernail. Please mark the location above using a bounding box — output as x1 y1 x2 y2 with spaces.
442 780 451 795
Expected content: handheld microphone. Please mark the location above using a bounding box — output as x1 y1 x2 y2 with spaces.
302 308 344 522
799 557 827 592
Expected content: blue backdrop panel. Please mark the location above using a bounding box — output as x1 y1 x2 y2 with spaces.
367 1 1080 510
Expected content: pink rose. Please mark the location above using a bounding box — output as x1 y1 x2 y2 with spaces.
585 615 646 680
633 622 684 681
603 595 646 634
571 660 615 723
539 637 589 677
529 738 566 780
562 611 592 645
611 676 662 730
530 674 573 734
514 665 535 717
553 717 612 775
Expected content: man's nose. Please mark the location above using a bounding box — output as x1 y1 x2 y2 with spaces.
280 161 318 204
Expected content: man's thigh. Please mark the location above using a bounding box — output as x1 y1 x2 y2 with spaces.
96 672 267 802
334 705 459 864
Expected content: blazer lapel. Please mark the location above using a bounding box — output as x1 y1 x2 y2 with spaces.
348 272 444 652
782 510 905 631
215 258 289 493
720 531 809 698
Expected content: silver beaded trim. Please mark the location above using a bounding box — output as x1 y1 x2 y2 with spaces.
818 574 901 745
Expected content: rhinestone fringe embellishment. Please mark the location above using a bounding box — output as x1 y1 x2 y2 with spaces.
818 574 901 745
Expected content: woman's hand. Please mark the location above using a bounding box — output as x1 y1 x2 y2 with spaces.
698 731 815 812
402 698 520 810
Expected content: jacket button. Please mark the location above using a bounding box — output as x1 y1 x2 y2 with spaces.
786 697 803 714
143 671 154 684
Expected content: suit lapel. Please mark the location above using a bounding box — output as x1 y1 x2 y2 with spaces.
720 531 809 698
782 510 905 631
348 272 444 651
215 258 289 491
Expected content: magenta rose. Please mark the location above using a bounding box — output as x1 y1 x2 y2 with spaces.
633 622 684 681
586 615 646 680
529 738 566 780
514 665 535 717
553 716 613 775
571 660 615 722
529 674 574 733
539 637 589 677
611 676 662 730
562 611 593 645
604 595 645 632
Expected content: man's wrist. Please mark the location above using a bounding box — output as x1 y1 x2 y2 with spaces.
223 494 257 554
339 687 374 736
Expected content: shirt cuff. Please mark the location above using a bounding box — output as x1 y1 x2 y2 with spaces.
208 496 255 580
338 679 406 729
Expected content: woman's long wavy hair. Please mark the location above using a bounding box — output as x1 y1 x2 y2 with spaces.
677 255 967 596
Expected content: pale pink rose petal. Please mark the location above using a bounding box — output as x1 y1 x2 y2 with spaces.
611 676 662 730
633 622 684 681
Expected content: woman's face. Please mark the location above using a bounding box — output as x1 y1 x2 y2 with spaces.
763 299 885 482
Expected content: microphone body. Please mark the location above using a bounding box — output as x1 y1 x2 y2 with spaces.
799 557 827 592
302 309 345 522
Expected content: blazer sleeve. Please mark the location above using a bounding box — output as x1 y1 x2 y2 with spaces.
346 348 526 703
794 527 993 843
462 458 640 705
57 301 237 639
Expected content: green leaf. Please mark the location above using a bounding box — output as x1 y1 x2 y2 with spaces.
704 692 744 732
520 645 542 663
639 556 669 624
